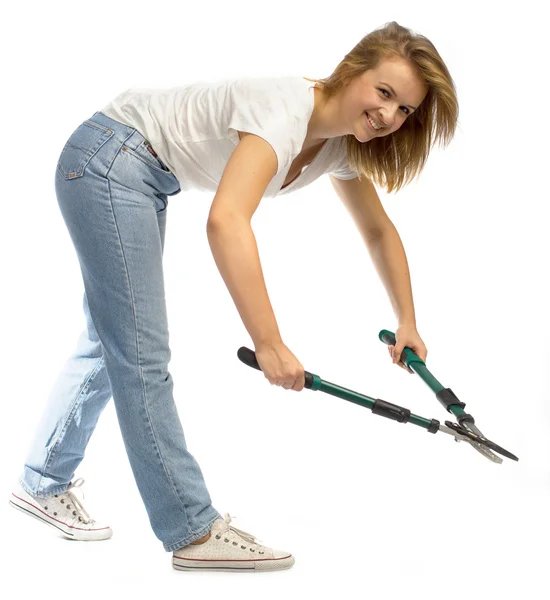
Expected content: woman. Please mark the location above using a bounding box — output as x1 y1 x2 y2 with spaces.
9 21 458 572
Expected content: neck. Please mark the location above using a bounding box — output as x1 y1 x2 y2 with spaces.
304 82 347 147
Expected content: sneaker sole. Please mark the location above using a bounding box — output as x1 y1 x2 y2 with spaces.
172 555 295 572
9 493 112 541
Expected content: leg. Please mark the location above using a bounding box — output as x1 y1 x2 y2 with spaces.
35 113 221 552
20 291 111 497
20 195 172 498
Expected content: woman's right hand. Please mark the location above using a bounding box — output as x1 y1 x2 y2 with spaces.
255 341 305 391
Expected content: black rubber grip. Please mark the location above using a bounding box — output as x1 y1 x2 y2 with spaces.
428 419 440 434
380 332 397 346
372 398 411 423
435 387 466 413
237 347 313 389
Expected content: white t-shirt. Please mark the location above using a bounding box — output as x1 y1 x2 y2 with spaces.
99 76 357 197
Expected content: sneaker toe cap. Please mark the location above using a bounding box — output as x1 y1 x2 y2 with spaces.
272 547 293 560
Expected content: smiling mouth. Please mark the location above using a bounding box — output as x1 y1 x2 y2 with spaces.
365 112 382 131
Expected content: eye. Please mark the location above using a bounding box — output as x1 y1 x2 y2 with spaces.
378 88 410 115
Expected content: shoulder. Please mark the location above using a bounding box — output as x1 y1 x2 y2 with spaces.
228 76 305 102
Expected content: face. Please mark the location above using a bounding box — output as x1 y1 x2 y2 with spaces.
345 57 428 142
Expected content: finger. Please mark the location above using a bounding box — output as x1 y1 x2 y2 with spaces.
393 347 403 363
292 380 303 391
398 359 412 373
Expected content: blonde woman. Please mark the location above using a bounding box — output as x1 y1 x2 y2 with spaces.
9 21 458 573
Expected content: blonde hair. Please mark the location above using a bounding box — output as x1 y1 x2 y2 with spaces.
305 21 459 194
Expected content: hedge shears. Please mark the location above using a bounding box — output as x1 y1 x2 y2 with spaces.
237 329 518 463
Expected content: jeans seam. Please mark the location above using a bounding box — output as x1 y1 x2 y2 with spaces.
83 119 113 134
21 480 73 499
105 172 190 527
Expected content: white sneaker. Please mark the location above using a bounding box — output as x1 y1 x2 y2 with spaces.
9 478 112 541
172 513 295 572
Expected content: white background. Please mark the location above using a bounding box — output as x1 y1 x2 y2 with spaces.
1 1 548 597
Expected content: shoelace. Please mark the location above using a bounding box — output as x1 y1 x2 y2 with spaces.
65 478 94 524
220 513 265 551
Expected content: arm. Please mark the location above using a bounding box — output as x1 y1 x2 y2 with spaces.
329 174 416 326
207 217 283 347
364 224 416 326
207 132 283 347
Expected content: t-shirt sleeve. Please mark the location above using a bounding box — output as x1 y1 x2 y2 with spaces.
329 139 357 180
226 79 302 178
330 163 358 180
227 105 291 177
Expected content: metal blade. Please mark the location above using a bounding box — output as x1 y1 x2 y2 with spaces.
460 422 503 463
444 421 518 462
462 421 500 461
439 424 502 463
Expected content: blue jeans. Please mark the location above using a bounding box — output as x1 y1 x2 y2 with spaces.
19 111 222 552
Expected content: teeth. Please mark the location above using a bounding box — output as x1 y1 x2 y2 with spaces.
367 113 381 130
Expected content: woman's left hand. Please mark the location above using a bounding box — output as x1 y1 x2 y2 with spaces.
388 324 428 374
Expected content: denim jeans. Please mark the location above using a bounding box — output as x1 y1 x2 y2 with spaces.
19 111 222 552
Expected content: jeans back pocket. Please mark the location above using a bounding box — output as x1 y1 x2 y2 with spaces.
56 120 114 180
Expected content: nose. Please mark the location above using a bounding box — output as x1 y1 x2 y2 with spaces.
379 108 398 128
380 112 395 128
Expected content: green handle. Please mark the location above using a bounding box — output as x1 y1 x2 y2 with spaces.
379 329 469 419
378 329 426 370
